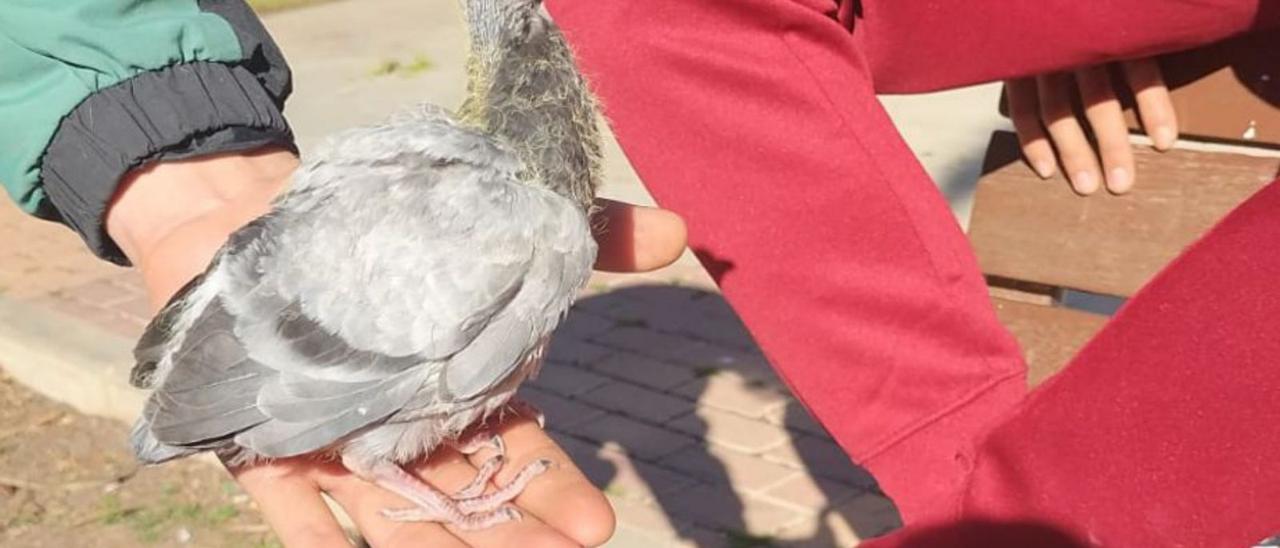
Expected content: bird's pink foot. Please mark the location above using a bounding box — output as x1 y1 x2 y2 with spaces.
453 452 503 499
447 430 506 498
344 440 554 531
381 458 553 522
449 430 506 456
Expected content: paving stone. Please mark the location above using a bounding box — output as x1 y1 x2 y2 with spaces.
674 371 789 419
766 400 833 438
580 383 695 424
763 435 878 489
31 295 144 340
113 295 153 322
548 430 617 489
594 296 708 335
573 283 631 314
528 361 613 397
592 445 700 503
605 524 687 548
545 336 615 367
695 349 778 382
557 309 618 340
607 332 775 383
519 386 605 430
760 474 865 512
774 512 862 548
593 327 731 369
658 443 798 493
55 277 135 307
551 430 701 507
575 414 697 461
600 284 701 310
660 484 806 536
828 493 903 541
589 350 698 391
673 316 759 353
603 496 698 545
673 525 730 548
667 407 791 453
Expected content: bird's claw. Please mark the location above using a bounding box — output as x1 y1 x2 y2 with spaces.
453 452 504 498
380 504 522 529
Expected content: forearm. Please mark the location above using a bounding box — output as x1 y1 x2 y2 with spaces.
106 147 298 309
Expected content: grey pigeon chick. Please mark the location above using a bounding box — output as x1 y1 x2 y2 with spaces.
127 0 602 530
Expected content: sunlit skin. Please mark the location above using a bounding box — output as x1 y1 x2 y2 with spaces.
106 147 686 547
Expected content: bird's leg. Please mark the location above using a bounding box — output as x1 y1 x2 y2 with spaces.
456 457 553 514
447 432 506 498
446 401 546 500
383 457 554 521
343 456 520 530
449 429 506 456
453 454 503 499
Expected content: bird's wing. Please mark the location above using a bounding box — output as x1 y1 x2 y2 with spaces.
440 188 597 401
136 138 594 459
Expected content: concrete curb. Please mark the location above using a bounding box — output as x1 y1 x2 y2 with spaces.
0 294 381 538
0 295 143 424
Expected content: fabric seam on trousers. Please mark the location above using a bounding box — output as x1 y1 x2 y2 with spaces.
777 27 1024 461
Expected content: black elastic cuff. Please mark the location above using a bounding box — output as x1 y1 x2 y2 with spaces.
40 61 295 266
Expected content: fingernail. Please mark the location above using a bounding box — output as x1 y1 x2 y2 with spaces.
1108 167 1133 194
1073 171 1098 194
1154 126 1177 150
1032 160 1056 179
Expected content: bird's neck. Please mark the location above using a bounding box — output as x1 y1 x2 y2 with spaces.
459 28 601 210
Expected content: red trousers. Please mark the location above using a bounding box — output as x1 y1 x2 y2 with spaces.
545 0 1280 545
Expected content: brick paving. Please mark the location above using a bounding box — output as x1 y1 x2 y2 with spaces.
0 200 148 339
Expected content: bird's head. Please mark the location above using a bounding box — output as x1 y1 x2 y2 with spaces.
461 0 551 53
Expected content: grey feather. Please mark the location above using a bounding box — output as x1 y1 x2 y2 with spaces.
129 1 602 469
131 274 202 389
237 370 425 457
442 311 538 401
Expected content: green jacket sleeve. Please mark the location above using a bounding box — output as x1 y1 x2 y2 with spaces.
0 0 294 264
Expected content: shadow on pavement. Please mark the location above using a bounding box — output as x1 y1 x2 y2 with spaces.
524 284 903 546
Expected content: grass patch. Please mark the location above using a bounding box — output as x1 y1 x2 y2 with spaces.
247 0 337 14
99 494 241 544
369 54 435 77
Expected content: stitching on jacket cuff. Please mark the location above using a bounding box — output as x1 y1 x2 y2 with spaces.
40 61 295 266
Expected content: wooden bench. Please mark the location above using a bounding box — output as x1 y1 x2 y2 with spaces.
969 30 1280 387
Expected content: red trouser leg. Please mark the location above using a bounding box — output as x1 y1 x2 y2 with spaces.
849 0 1279 93
547 0 1277 533
864 177 1280 547
547 0 1027 525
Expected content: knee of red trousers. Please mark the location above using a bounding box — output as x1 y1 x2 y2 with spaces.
859 371 1026 527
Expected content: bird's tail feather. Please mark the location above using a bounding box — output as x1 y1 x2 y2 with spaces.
129 418 198 464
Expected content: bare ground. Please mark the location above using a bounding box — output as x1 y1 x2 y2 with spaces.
0 370 281 548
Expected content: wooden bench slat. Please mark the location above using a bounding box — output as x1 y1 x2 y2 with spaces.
1130 30 1280 147
999 31 1279 146
969 131 1279 297
991 297 1108 387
